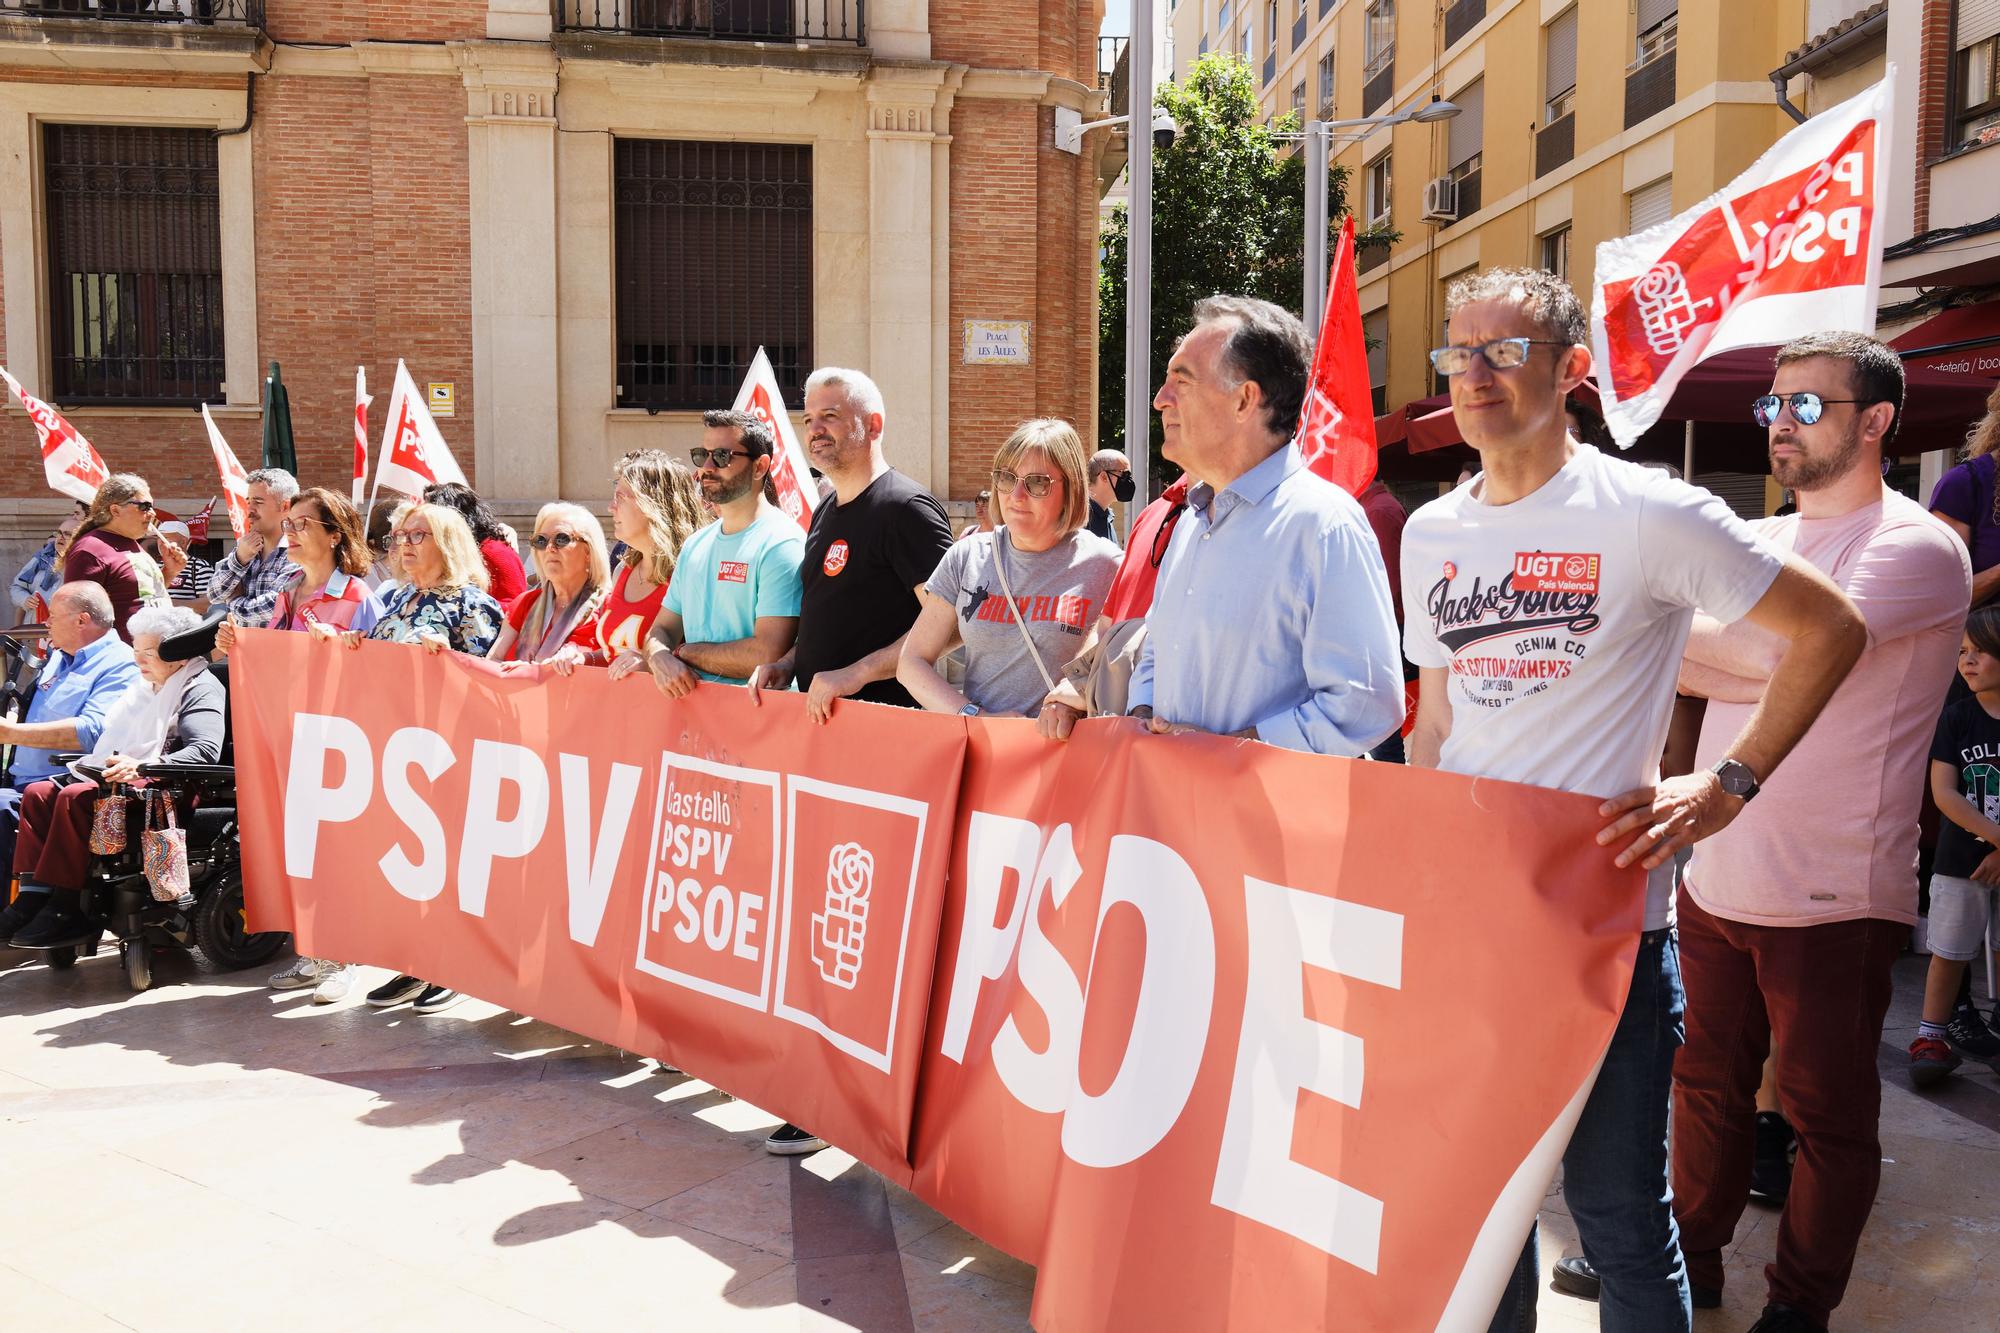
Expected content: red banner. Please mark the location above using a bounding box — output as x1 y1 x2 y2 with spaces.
231 632 1642 1329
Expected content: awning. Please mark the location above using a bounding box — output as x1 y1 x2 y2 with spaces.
1890 299 2000 382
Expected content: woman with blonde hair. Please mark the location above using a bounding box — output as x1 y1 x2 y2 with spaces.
1931 381 2000 605
591 449 705 669
898 418 1121 717
61 473 186 641
333 502 501 659
489 502 612 672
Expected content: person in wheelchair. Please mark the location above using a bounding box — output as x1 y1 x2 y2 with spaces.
1 603 222 947
0 582 139 904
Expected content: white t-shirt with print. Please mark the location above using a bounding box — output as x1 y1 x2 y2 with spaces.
1401 444 1784 930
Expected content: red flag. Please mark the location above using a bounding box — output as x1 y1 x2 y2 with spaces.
187 498 218 545
353 366 372 508
1294 216 1379 496
0 364 111 503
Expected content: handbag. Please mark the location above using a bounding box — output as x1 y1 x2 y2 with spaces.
89 791 133 855
140 791 190 903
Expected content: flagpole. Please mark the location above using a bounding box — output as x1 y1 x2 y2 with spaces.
1124 0 1155 524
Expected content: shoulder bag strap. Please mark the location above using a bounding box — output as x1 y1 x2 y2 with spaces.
990 532 1059 695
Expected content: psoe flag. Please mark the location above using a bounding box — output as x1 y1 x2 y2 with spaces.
0 364 111 504
731 348 818 533
375 359 467 497
200 403 253 539
1591 69 1894 448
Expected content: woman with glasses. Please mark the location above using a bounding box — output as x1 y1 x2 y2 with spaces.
488 503 612 671
214 489 383 659
592 450 705 670
60 474 186 642
899 419 1121 718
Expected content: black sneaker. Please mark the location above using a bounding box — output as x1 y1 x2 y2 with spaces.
11 897 87 948
412 985 463 1015
1749 1110 1796 1202
765 1122 827 1156
1747 1302 1827 1333
366 973 427 1008
1946 1002 2000 1060
1548 1256 1719 1308
0 891 49 942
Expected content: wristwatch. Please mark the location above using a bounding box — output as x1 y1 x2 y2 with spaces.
960 703 982 717
1710 758 1761 802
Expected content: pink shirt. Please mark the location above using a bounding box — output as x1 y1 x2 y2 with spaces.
1683 487 1970 927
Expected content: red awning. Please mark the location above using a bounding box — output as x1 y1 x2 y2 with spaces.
1890 300 2000 382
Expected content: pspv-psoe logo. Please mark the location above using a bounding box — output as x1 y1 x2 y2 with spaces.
635 753 926 1073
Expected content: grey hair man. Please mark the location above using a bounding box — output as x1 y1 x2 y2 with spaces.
209 467 301 626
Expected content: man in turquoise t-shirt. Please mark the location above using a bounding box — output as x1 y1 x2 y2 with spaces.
636 409 806 692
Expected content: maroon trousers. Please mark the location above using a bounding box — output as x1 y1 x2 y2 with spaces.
1671 887 1902 1324
13 778 107 893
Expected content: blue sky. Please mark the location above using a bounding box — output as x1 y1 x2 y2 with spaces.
1102 0 1128 38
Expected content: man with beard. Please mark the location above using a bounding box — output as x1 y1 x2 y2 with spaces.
1662 332 1969 1333
631 409 805 693
1400 269 1866 1333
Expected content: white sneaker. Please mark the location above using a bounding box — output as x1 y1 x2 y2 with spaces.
269 956 331 990
312 964 357 1004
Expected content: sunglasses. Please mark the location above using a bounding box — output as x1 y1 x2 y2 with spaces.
1427 338 1570 376
992 468 1057 500
1751 392 1874 428
530 532 582 551
122 498 156 513
689 447 752 468
390 530 431 547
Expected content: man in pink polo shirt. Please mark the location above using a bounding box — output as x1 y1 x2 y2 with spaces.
1670 331 1970 1333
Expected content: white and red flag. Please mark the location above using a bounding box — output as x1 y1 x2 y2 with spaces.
200 403 253 538
731 347 818 532
1294 215 1379 496
353 366 373 508
0 364 111 503
373 359 466 500
1591 70 1895 447
187 498 218 545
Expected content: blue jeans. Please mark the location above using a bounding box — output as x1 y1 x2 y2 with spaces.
1488 928 1691 1332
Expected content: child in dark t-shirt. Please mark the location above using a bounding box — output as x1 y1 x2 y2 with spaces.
1913 605 2000 1086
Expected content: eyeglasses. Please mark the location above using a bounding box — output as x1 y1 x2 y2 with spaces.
689 447 753 468
390 530 431 547
280 517 333 536
992 469 1057 499
530 532 581 551
1427 338 1571 376
1751 392 1873 428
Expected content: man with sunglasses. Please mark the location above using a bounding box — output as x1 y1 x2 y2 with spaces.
1659 333 1969 1333
627 409 805 695
1401 269 1867 1333
1128 294 1402 754
1086 448 1135 543
208 468 301 627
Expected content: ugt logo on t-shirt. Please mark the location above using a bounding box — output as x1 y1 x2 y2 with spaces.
1512 552 1601 595
823 540 851 577
717 561 749 584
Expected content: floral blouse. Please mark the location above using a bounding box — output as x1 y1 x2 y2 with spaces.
369 583 503 656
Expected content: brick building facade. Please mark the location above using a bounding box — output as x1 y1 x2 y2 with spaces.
0 0 1109 564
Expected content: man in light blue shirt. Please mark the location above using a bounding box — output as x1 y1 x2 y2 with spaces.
0 581 140 900
1128 295 1403 756
634 409 806 694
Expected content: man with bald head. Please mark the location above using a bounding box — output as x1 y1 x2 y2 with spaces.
0 582 138 938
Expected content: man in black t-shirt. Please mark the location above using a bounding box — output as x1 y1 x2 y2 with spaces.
747 367 952 719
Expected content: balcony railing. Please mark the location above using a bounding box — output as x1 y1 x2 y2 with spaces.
1535 112 1574 177
1442 0 1484 48
1624 47 1675 128
1363 56 1393 116
1358 238 1389 275
1 0 263 25
1450 167 1481 219
1290 10 1304 50
554 0 864 45
1262 49 1275 85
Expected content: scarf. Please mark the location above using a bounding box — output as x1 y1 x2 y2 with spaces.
81 658 208 768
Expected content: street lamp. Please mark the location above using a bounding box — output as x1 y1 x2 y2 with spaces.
1284 98 1461 332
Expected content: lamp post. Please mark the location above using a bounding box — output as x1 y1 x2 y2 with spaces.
1287 99 1462 332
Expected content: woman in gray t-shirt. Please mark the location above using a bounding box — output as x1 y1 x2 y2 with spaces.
899 419 1122 718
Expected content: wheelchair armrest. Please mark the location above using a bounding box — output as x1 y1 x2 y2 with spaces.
136 763 234 782
50 752 84 764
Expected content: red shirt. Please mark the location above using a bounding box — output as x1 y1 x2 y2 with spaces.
480 537 528 611
61 530 149 641
1101 477 1192 624
502 584 602 662
1359 480 1407 627
593 563 668 661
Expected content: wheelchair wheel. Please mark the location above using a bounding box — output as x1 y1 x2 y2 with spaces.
122 939 152 992
192 869 287 971
47 947 76 970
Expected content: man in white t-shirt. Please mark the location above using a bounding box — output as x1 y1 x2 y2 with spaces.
1402 268 1865 1333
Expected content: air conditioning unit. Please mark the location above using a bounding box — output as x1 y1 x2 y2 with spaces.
1422 176 1460 225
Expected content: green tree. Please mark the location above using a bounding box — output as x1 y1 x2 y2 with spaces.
1099 53 1392 475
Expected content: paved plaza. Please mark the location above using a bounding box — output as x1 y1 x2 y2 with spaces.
0 941 1994 1332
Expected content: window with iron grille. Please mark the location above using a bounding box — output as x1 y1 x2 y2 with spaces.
44 123 224 405
614 139 812 412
